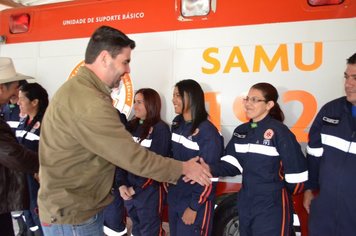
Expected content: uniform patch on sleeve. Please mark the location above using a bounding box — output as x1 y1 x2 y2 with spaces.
322 116 340 125
233 132 247 139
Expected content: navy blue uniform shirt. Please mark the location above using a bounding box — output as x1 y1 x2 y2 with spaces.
212 115 307 194
168 115 223 211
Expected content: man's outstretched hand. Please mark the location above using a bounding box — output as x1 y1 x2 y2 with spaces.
182 157 212 186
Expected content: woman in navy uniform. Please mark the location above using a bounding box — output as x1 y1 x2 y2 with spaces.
117 88 170 236
16 83 48 236
168 79 223 236
205 82 308 236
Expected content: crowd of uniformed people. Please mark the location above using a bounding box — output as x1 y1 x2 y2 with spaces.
0 25 355 236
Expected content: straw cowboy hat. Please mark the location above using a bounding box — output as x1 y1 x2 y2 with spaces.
0 57 33 84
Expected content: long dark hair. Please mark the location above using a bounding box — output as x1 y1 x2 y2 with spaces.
127 88 162 142
251 82 285 122
19 82 49 130
175 79 208 134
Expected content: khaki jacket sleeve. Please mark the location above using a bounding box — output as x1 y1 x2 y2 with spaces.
72 98 182 184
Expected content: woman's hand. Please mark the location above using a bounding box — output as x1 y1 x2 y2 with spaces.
119 185 134 200
182 207 197 225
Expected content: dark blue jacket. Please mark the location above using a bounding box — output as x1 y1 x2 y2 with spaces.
307 97 356 192
168 115 223 211
211 115 307 194
117 120 171 195
16 116 41 152
306 97 356 234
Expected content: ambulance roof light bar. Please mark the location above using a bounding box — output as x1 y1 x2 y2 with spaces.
181 0 210 17
13 0 73 6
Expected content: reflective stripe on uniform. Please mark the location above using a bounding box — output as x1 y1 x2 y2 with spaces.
306 145 323 157
221 155 243 173
322 133 356 154
285 170 308 183
6 121 20 128
15 130 40 141
29 226 39 231
132 136 152 148
234 143 279 156
103 226 127 236
349 142 356 155
172 133 199 151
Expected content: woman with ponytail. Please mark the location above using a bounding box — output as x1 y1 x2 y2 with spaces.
204 82 308 236
168 79 223 236
16 82 48 236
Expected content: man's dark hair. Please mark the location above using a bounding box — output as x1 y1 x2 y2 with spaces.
347 53 356 65
85 26 136 64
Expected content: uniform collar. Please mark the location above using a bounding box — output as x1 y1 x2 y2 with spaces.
249 115 271 128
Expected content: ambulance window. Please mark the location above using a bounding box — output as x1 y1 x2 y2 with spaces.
9 13 30 34
181 0 210 17
308 0 344 6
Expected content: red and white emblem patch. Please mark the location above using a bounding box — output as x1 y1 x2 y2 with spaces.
264 129 274 139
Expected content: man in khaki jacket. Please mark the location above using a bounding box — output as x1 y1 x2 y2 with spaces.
38 26 212 236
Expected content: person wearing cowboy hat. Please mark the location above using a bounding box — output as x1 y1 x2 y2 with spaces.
0 57 39 235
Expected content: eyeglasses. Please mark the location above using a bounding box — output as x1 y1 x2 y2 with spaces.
242 96 266 104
